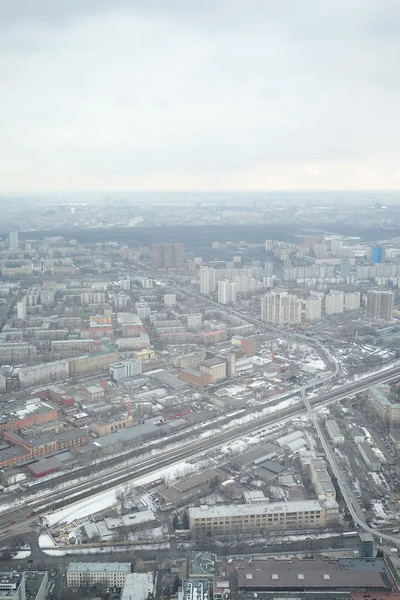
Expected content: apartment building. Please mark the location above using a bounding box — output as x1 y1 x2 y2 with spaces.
366 290 394 321
199 267 216 294
261 291 302 325
344 292 361 310
18 360 69 387
369 385 400 425
325 419 345 445
189 500 336 536
325 291 344 315
304 296 322 320
66 563 131 588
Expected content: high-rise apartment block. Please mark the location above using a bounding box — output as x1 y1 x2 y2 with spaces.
8 228 19 251
371 245 385 264
199 267 216 294
218 280 237 305
261 291 302 325
344 292 360 311
150 244 184 269
366 290 393 321
304 296 322 320
17 297 27 320
325 291 344 315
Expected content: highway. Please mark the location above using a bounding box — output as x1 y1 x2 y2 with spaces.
2 363 400 543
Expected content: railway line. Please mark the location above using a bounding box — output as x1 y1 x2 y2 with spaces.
1 364 400 541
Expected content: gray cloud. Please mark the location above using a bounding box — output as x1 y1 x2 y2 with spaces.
1 0 400 191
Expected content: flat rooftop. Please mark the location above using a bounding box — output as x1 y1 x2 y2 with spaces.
188 551 218 577
236 558 389 591
121 573 154 600
67 562 131 574
190 500 323 520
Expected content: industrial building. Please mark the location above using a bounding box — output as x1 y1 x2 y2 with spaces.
199 357 227 382
358 441 381 471
325 419 345 444
189 500 337 536
66 562 131 588
91 415 134 437
235 557 391 595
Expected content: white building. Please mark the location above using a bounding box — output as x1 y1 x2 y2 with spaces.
135 302 151 319
66 563 131 588
18 360 69 387
121 573 154 600
325 419 345 444
325 291 344 315
0 572 26 600
17 297 27 320
164 293 176 307
218 280 237 305
304 296 322 320
344 292 360 311
8 229 19 251
119 278 131 291
261 291 302 325
187 314 202 330
110 359 142 381
199 266 216 295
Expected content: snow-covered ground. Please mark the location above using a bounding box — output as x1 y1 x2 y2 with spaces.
38 534 56 548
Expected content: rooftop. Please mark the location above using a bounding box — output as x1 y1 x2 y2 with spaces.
200 357 226 367
121 573 154 600
67 562 131 574
188 552 218 577
189 500 324 519
236 558 389 591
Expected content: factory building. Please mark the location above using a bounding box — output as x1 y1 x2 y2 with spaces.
189 500 337 536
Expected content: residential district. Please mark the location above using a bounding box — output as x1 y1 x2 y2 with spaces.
2 197 400 599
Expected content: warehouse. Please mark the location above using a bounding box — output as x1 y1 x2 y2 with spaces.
28 456 63 478
235 557 389 594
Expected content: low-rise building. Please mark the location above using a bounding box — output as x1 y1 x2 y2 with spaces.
121 573 154 600
110 359 142 381
91 416 134 437
66 562 131 588
189 500 335 536
358 442 381 472
179 369 212 388
326 419 345 445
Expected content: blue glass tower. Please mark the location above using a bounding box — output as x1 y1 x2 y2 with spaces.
371 246 384 264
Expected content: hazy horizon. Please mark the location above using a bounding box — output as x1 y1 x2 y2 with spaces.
2 0 400 193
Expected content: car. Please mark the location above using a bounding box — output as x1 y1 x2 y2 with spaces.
9 520 16 526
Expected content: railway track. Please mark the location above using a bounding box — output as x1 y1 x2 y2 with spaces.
1 364 399 540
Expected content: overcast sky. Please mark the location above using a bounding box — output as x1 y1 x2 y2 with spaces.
1 0 400 192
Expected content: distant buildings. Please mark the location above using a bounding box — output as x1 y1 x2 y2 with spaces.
344 292 360 310
8 228 19 251
366 290 394 321
325 291 344 315
151 243 184 269
16 297 26 320
199 267 216 294
217 280 237 305
371 245 385 264
304 296 322 320
261 291 302 325
164 293 176 307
